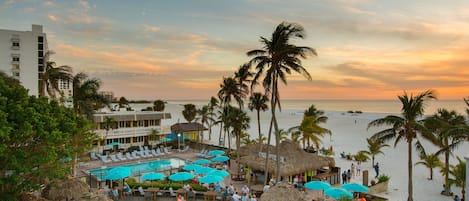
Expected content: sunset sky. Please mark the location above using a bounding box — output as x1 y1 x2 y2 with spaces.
1 0 469 100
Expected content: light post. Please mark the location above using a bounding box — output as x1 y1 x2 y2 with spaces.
177 133 181 151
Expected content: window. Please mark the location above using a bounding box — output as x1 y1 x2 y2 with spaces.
12 42 19 47
38 50 43 57
38 36 44 43
38 65 44 72
12 56 20 62
12 64 20 70
38 43 43 50
13 72 20 77
38 58 44 64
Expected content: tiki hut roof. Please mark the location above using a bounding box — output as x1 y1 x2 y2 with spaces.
171 122 208 132
260 182 308 201
42 178 112 201
239 140 335 176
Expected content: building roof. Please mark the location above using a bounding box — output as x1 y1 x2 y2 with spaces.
92 112 171 122
171 122 208 132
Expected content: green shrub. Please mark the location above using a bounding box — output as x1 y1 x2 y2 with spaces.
338 196 353 201
370 180 376 185
377 174 390 183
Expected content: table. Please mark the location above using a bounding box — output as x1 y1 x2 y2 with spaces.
204 191 217 201
229 170 246 181
146 188 160 200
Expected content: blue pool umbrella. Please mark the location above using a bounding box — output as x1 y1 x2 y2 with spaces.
342 183 369 193
211 155 230 162
193 159 212 165
207 169 230 178
324 187 353 199
107 142 121 146
169 172 195 181
198 175 224 184
141 172 166 181
207 150 225 156
304 181 331 190
183 164 202 171
194 166 214 175
160 137 173 143
104 167 131 181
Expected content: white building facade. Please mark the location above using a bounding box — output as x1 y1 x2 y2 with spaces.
0 24 47 96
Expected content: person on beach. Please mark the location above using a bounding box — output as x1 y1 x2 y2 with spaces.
347 169 352 183
342 171 347 184
177 194 185 201
351 163 356 178
374 162 380 178
454 195 460 201
357 161 361 176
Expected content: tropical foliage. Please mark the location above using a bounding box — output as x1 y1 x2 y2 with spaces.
248 92 269 144
39 51 73 98
182 104 197 123
72 72 109 120
290 104 330 149
448 157 466 201
247 22 316 182
368 90 436 201
361 138 389 166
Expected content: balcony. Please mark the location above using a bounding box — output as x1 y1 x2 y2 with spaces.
95 125 172 139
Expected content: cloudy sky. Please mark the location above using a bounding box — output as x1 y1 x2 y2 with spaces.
1 0 469 100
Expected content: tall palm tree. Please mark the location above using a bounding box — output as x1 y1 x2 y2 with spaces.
424 109 468 194
72 72 109 120
361 138 389 166
196 105 212 142
248 92 269 145
234 63 253 105
218 77 246 109
368 90 436 201
102 116 117 152
182 104 197 123
247 22 316 181
207 96 219 140
224 106 250 164
448 157 466 201
40 51 73 98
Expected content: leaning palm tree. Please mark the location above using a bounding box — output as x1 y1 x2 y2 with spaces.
247 22 316 181
234 63 253 107
40 51 73 98
361 138 389 166
72 72 109 120
424 109 468 194
248 92 269 145
368 90 436 201
448 157 466 201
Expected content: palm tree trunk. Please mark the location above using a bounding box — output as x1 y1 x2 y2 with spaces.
257 110 261 144
444 139 450 195
407 141 414 201
273 110 281 182
263 117 274 185
227 130 231 151
236 134 241 167
209 124 212 140
429 167 433 180
218 121 223 146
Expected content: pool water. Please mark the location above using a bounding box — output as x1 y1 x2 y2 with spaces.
89 158 186 180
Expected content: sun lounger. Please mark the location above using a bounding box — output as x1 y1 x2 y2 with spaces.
197 149 207 157
163 147 173 154
110 154 120 162
90 152 98 160
157 148 165 156
145 149 153 157
125 152 134 160
151 149 160 156
178 145 190 152
100 155 111 163
131 151 140 159
117 153 127 161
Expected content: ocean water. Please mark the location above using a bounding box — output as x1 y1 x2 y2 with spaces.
167 99 468 115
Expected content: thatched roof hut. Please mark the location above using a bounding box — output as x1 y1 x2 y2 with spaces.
239 140 335 176
42 178 111 201
260 182 308 201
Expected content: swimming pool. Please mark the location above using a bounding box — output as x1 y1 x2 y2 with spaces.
89 158 187 180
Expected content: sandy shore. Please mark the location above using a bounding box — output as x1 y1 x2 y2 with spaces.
148 103 469 201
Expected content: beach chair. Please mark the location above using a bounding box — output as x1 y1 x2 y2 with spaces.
139 150 148 158
196 149 207 157
117 153 127 161
100 155 111 163
145 149 153 157
132 151 140 159
156 148 165 156
90 152 98 160
139 145 144 151
126 152 134 160
163 147 173 154
180 145 190 152
151 149 160 156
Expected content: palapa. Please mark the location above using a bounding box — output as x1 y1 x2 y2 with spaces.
42 178 112 201
260 182 308 201
239 140 335 176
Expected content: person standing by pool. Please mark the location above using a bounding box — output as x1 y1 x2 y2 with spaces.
111 186 119 201
374 162 380 178
356 161 361 176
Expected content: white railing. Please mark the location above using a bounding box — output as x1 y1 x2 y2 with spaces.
95 125 172 139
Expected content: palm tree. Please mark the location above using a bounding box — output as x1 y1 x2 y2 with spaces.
424 109 468 194
102 116 117 152
182 104 197 123
368 90 436 201
415 152 442 180
361 138 389 166
72 72 109 120
247 22 316 181
148 129 160 147
248 92 269 145
279 129 289 142
207 96 219 140
197 105 212 142
448 157 466 201
118 97 129 109
218 77 246 109
291 105 331 149
225 106 250 164
39 51 73 98
234 63 253 102
241 133 256 145
290 130 302 145
153 100 165 111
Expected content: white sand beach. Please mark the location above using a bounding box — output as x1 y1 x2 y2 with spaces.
155 103 469 201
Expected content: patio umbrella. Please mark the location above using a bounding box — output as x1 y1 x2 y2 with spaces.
324 187 353 199
211 155 230 162
104 167 131 181
141 172 166 181
198 175 224 184
207 169 230 178
195 166 214 175
193 159 212 165
169 172 195 181
304 181 331 191
207 150 225 156
160 137 173 143
107 142 121 146
342 183 369 193
182 164 202 171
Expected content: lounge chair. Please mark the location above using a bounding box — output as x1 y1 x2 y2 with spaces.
140 150 149 158
178 145 190 152
131 151 140 159
145 149 153 157
126 152 134 160
117 153 127 161
163 147 173 154
110 154 120 162
197 149 207 157
156 148 165 156
151 149 160 156
100 155 111 163
90 152 98 160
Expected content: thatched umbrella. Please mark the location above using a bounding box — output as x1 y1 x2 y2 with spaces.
42 178 112 201
260 182 308 201
239 140 335 177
